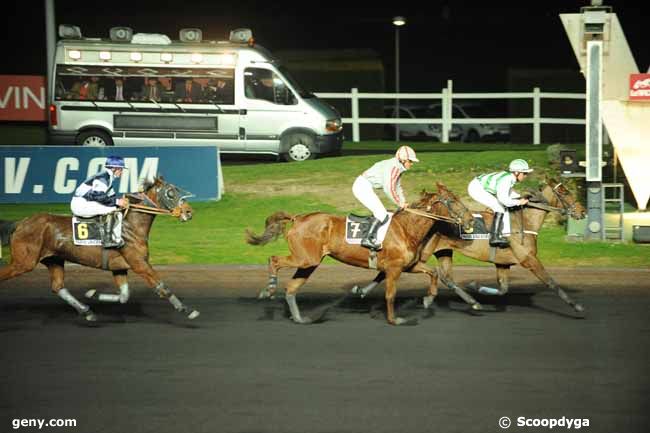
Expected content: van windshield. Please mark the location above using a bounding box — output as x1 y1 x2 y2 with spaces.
278 66 314 99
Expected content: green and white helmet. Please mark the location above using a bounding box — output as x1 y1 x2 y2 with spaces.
508 159 533 173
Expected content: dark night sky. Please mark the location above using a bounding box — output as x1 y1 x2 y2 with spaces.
2 0 648 91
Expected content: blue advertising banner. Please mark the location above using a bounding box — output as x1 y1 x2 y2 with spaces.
0 146 220 203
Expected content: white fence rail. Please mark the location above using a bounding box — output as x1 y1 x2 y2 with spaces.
315 82 586 144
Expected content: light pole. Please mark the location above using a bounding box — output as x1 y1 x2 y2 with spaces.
392 16 405 143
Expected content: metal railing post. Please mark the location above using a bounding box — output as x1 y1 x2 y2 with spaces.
351 87 360 142
533 87 541 145
442 88 449 143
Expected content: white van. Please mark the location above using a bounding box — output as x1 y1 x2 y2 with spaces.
49 26 343 161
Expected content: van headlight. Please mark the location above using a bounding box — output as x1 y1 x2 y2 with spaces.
326 118 342 132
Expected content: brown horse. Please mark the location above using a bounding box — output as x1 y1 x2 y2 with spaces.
0 177 199 322
245 185 477 325
356 178 587 314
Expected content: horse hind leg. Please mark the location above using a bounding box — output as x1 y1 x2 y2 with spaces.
43 257 96 322
284 265 319 324
85 270 129 304
0 241 41 282
261 253 319 299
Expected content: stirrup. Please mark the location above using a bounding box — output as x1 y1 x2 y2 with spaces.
361 238 382 251
489 236 509 248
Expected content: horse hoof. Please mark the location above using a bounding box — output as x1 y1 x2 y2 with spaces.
85 289 96 299
423 295 434 309
187 310 200 320
84 311 97 322
293 316 312 324
351 285 360 296
471 303 483 311
574 304 585 315
393 317 418 326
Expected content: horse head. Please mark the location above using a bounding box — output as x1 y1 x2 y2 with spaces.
139 176 194 222
541 177 586 220
411 184 474 232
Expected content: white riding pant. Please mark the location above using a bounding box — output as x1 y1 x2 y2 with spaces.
70 196 117 218
352 176 388 222
468 178 511 235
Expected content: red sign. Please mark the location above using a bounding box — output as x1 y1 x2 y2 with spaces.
629 73 650 101
0 75 47 121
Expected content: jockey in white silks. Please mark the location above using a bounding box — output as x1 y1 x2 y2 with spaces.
467 158 532 247
352 145 418 250
70 155 127 248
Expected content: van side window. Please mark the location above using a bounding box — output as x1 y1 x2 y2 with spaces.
244 68 296 105
54 65 235 104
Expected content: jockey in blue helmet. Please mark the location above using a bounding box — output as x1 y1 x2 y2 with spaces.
70 156 128 247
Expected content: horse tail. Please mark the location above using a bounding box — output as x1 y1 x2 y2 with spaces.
0 220 17 246
246 211 295 246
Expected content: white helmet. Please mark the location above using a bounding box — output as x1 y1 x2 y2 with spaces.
508 158 533 173
396 145 419 162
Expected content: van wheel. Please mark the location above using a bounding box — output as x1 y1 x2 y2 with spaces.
464 130 480 143
283 133 315 162
77 130 113 147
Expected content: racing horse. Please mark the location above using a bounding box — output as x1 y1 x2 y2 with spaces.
355 178 587 314
0 176 199 321
245 185 477 325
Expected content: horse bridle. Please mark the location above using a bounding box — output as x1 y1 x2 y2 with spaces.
125 183 193 218
406 194 468 226
525 183 578 217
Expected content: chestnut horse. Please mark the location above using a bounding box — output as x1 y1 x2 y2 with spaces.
245 185 477 325
0 177 199 322
356 178 587 314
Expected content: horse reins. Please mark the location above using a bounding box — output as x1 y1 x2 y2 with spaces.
404 207 460 224
123 197 181 218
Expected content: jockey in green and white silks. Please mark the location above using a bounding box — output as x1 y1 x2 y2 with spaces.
467 158 532 247
352 145 418 250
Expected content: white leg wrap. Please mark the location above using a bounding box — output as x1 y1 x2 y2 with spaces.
98 294 120 302
58 288 89 313
118 283 130 303
285 294 303 322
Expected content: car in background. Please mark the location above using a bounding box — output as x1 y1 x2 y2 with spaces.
427 103 511 142
384 105 463 141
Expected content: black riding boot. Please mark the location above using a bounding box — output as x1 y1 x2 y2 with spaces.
102 213 124 249
361 216 389 251
489 212 509 248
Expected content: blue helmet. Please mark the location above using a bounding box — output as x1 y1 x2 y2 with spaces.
105 155 126 169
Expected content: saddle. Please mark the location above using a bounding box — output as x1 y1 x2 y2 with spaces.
72 213 123 248
345 213 393 246
440 213 490 240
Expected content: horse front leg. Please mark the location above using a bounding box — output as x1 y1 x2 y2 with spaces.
515 250 584 314
408 262 439 309
124 253 199 320
85 270 130 304
436 255 482 312
385 268 412 325
351 272 385 298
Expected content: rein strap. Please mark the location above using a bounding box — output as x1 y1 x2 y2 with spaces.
526 202 564 213
125 202 180 217
404 208 458 224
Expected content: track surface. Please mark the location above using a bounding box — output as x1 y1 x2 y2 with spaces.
1 265 649 433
